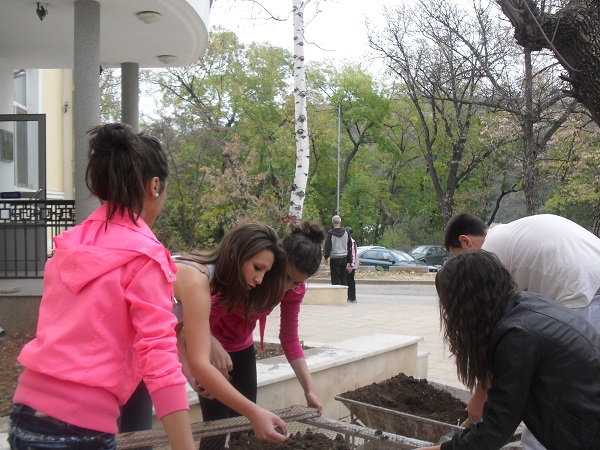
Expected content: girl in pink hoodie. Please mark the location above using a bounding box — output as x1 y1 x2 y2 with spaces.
9 123 195 450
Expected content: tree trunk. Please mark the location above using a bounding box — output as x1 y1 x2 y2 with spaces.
498 0 600 126
289 0 310 220
521 48 542 214
498 0 600 233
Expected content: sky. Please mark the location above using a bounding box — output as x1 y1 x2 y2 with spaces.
208 0 395 67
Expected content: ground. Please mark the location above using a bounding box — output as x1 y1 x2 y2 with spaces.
0 332 31 418
228 429 352 449
0 271 436 418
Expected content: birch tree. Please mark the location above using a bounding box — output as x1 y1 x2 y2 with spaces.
289 0 311 220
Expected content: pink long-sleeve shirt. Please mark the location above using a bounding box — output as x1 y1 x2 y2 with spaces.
209 284 306 362
13 204 188 434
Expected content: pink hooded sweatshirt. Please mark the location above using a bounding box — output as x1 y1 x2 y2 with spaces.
13 204 188 434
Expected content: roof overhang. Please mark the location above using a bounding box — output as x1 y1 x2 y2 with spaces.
0 0 211 69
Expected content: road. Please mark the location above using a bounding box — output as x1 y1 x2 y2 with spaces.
261 282 464 390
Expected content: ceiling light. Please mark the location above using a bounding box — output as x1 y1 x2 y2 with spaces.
157 55 177 64
136 11 162 24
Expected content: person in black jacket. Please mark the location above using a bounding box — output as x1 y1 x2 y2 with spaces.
323 215 352 286
417 250 600 450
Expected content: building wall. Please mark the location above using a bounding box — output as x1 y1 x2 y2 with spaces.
0 63 14 190
40 69 73 200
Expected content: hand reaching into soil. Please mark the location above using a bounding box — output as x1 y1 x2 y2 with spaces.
246 407 290 444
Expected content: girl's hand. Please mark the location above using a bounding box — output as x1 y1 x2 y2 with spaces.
305 391 323 415
248 409 290 444
210 336 233 378
467 384 487 423
197 386 215 400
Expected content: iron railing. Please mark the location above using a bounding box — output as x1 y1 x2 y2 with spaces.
0 200 75 278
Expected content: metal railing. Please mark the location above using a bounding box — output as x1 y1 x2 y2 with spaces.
0 200 75 278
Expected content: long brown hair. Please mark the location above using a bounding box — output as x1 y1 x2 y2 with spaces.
435 250 516 390
179 223 287 319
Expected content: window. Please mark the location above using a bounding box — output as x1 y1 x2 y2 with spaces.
13 70 29 188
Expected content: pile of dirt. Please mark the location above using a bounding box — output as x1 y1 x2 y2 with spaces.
228 429 352 449
0 332 30 417
340 373 467 425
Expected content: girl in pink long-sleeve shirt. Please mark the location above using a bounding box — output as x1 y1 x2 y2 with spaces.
8 124 195 450
200 221 325 449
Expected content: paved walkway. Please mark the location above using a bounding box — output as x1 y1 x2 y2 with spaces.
258 280 462 390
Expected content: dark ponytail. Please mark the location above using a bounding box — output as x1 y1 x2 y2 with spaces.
282 221 325 277
85 123 168 224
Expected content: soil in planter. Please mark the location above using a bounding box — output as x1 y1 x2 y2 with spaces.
254 342 286 360
228 429 352 449
340 373 468 425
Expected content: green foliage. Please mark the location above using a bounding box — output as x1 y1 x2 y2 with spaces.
96 20 600 250
378 216 444 252
100 68 121 123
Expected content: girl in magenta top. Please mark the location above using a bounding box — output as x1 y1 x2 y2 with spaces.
200 221 325 449
9 124 196 450
171 224 290 445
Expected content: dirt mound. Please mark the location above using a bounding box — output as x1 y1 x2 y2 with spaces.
340 373 467 425
228 429 351 449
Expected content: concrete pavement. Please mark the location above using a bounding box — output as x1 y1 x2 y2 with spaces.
259 280 463 390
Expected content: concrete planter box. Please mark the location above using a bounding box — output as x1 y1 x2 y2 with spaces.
164 333 425 425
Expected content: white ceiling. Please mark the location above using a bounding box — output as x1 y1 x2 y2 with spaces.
0 0 211 69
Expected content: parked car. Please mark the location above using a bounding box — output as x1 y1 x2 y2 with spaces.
357 247 439 272
409 245 449 266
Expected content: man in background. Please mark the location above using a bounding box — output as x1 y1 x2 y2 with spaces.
324 215 352 286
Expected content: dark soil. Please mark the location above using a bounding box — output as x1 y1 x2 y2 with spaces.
341 373 468 425
0 332 30 417
228 429 352 449
255 342 286 360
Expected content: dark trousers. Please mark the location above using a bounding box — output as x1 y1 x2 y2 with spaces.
9 404 116 450
347 269 356 300
199 344 257 449
329 257 348 285
118 381 153 450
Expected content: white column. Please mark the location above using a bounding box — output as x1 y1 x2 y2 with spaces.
73 0 100 223
121 62 140 132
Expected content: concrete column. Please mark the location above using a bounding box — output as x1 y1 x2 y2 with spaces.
121 63 139 132
73 0 100 223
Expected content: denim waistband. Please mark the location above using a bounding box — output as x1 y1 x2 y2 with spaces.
10 403 112 437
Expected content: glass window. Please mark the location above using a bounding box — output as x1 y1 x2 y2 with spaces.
14 70 26 107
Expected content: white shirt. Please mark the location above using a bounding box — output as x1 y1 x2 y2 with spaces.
483 214 600 308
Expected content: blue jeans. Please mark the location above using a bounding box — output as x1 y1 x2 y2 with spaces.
8 404 116 450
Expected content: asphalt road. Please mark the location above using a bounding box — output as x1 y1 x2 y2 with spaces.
354 283 439 307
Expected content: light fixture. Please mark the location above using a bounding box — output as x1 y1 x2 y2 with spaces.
136 11 162 25
36 2 48 21
157 55 177 64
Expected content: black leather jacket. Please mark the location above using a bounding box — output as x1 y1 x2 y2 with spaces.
442 292 600 450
